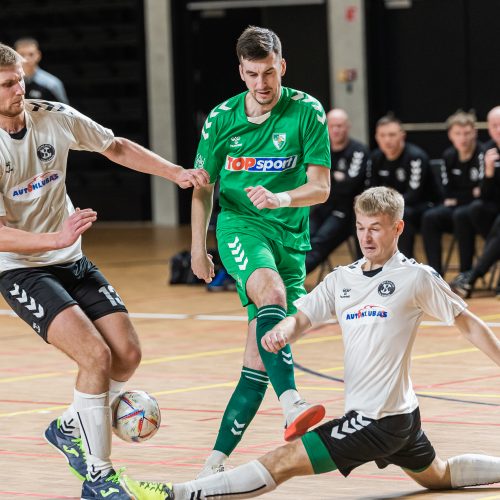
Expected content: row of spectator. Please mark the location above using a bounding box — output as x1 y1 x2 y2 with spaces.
308 108 500 299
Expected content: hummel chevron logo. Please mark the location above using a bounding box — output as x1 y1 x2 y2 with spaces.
189 491 202 500
9 284 45 318
331 414 371 440
227 237 248 270
61 418 77 433
282 351 293 364
228 236 239 248
231 419 246 436
201 101 231 140
291 91 326 124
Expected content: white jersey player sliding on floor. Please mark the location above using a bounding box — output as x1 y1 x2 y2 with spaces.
0 43 209 499
123 186 500 499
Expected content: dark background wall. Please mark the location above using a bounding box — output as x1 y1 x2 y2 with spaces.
0 0 150 220
366 0 498 157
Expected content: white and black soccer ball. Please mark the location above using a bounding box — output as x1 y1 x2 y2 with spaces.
112 390 161 443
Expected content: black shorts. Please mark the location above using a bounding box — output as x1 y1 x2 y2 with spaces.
313 408 436 477
0 256 128 342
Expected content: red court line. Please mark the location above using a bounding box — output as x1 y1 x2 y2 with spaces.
0 493 76 499
414 373 500 390
422 419 500 427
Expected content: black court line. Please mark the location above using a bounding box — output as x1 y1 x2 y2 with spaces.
294 362 500 408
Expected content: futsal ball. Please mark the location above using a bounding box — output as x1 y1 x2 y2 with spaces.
112 390 161 443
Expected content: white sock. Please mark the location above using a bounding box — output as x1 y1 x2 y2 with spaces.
204 450 228 467
73 389 113 480
449 454 500 488
60 405 80 437
174 460 277 499
279 389 301 415
109 378 127 406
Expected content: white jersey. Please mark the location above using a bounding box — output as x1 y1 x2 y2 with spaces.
295 252 467 419
0 100 114 271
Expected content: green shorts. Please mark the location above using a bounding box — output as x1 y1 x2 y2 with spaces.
216 226 306 321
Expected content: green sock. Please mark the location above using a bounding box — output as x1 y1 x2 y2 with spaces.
213 367 268 456
256 305 297 397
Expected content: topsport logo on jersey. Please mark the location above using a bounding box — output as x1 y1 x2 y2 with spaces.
344 304 390 324
8 170 63 201
225 155 297 173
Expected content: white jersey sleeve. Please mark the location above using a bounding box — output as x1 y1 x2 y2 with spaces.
294 270 337 325
415 266 467 324
61 105 114 153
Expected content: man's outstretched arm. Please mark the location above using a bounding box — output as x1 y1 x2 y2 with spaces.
101 137 210 189
455 309 500 365
0 209 96 253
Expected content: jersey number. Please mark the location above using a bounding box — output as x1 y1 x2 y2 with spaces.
98 285 124 306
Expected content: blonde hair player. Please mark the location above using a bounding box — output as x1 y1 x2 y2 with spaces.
124 186 500 499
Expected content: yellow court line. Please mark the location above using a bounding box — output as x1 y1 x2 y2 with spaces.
417 390 500 398
0 372 69 384
0 404 67 418
478 495 500 500
412 348 478 360
152 382 236 396
481 313 500 320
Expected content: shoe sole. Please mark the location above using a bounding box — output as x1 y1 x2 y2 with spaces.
284 404 326 442
44 430 86 481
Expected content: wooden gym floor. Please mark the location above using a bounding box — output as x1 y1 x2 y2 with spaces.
0 225 499 499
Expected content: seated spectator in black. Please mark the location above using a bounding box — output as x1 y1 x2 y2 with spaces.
450 106 500 297
452 106 500 272
14 37 69 103
450 213 500 299
421 110 484 276
306 109 368 273
368 114 430 258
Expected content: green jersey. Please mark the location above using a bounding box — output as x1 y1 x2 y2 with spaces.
194 87 331 251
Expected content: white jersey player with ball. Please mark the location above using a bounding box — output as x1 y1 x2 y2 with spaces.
0 42 209 499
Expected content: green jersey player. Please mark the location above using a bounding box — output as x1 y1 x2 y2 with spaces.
191 26 331 476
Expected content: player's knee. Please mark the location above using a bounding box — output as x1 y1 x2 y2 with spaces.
81 340 112 374
260 288 287 307
121 342 142 372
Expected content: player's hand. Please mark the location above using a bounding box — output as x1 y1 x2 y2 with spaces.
56 208 97 249
175 168 210 189
245 186 280 210
485 148 499 177
261 327 289 354
191 251 215 283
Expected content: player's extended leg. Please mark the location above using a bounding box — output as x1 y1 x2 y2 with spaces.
46 306 134 498
404 454 500 490
125 438 317 499
247 268 325 441
198 320 269 477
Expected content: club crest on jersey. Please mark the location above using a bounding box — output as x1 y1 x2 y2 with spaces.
272 133 286 151
37 144 56 162
378 280 396 296
225 155 297 173
344 304 389 324
8 170 62 201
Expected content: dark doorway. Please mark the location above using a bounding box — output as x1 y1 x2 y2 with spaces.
171 1 330 222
